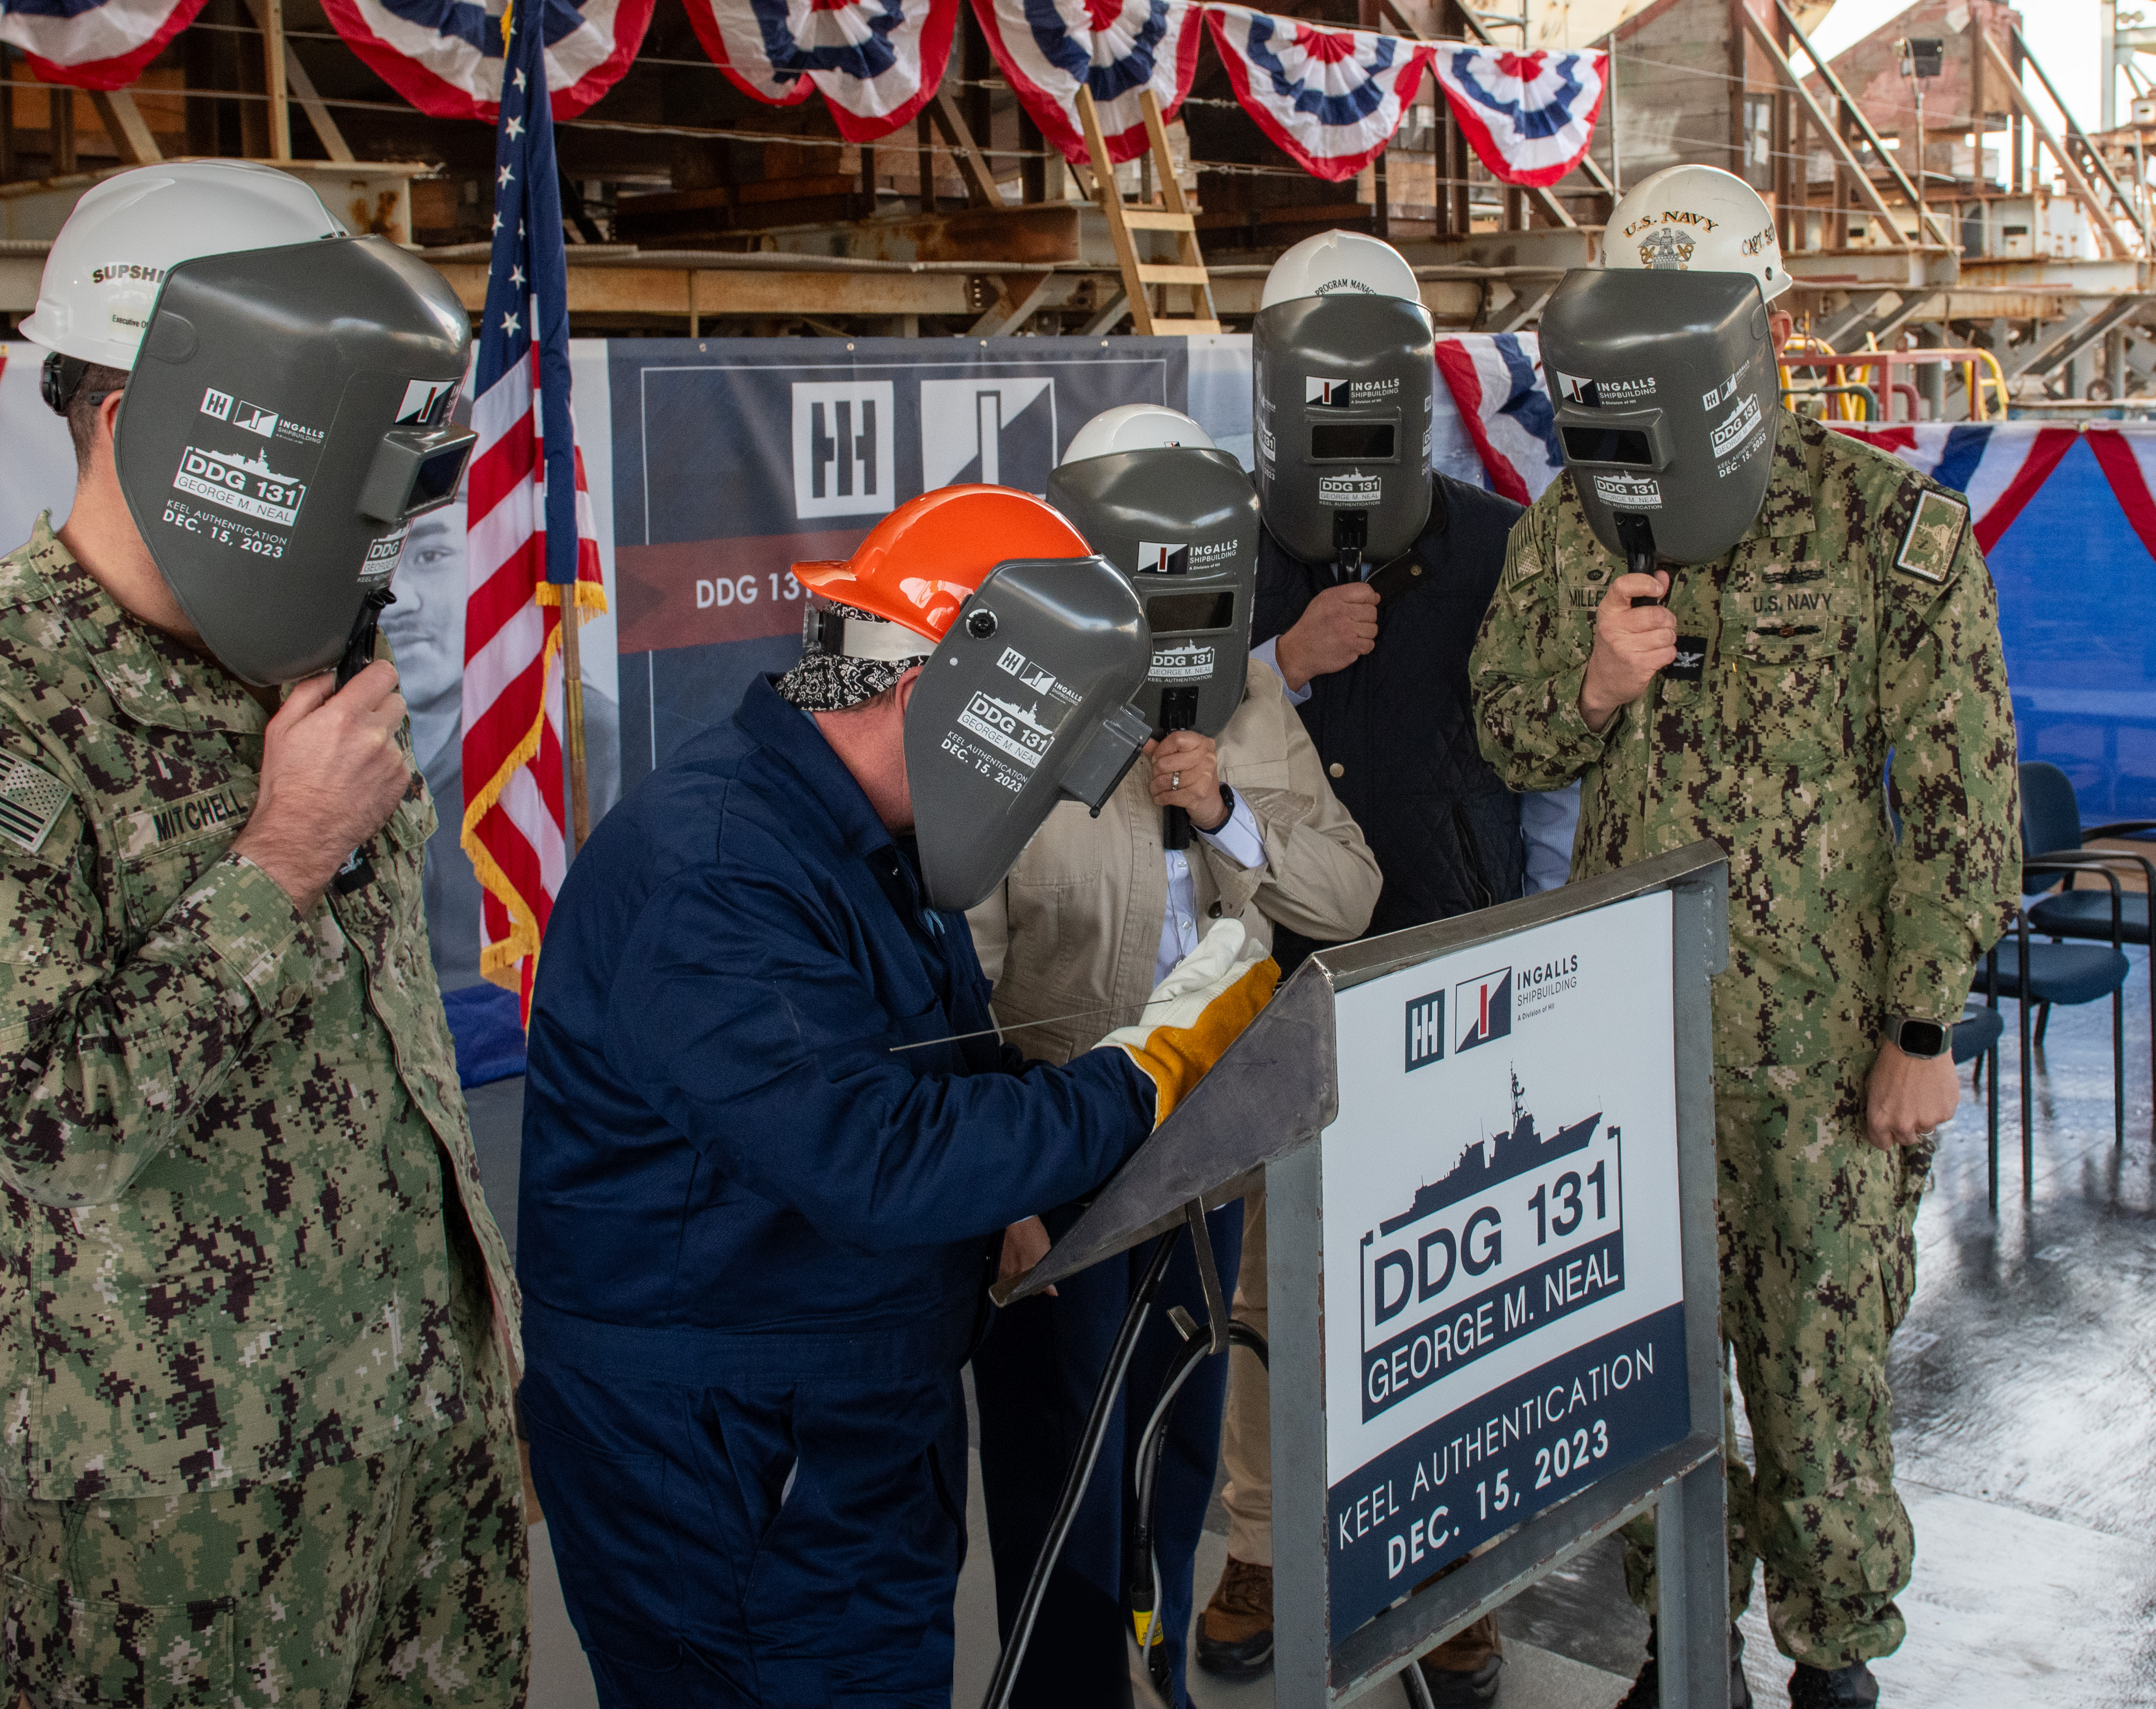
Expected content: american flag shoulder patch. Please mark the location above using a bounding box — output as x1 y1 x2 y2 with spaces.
0 754 72 856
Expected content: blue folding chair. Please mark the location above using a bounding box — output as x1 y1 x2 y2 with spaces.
1981 851 2131 1201
2019 761 2156 1107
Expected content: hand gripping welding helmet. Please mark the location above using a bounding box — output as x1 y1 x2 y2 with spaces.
1252 231 1435 572
1540 166 1783 570
1046 406 1261 741
23 162 476 686
795 486 1154 912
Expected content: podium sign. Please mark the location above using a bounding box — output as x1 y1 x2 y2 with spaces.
1320 891 1689 1641
997 844 1733 1709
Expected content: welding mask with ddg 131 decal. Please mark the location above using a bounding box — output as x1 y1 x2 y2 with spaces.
1253 230 1435 576
1539 266 1778 571
111 234 477 686
795 486 1155 913
1047 406 1260 742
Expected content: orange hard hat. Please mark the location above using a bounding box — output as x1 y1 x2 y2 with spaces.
794 485 1092 645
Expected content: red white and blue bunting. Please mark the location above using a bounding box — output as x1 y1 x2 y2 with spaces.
1434 332 1562 504
0 0 205 90
317 0 654 122
969 0 1203 167
685 0 958 142
1202 6 1430 183
1426 45 1606 188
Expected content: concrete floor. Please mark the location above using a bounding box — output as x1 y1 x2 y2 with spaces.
471 950 2156 1709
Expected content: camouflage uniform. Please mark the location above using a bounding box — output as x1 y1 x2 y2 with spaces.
1470 412 2020 1667
0 518 527 1703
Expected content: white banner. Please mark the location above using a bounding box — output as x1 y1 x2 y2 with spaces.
1319 889 1689 1637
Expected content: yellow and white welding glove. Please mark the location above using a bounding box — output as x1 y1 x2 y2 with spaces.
1098 919 1280 1127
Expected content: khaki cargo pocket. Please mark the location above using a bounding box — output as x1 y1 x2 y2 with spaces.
8 1573 234 1706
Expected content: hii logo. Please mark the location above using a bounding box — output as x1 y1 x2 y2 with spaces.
1138 540 1189 574
1455 967 1512 1052
1305 376 1351 407
200 387 235 421
1404 990 1445 1072
791 382 895 520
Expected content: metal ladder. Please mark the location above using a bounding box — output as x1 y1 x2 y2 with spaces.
1074 85 1220 336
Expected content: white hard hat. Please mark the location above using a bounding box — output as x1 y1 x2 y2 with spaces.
21 160 347 370
1604 163 1789 304
1260 230 1420 310
1061 404 1216 464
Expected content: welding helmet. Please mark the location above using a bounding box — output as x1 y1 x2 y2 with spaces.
795 486 1153 912
1603 163 1790 304
1047 407 1261 741
1540 265 1778 569
27 165 476 686
110 236 475 685
1252 231 1435 571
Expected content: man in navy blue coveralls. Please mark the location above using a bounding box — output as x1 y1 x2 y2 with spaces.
516 650 1159 1705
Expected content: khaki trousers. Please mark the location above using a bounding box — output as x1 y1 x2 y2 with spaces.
1220 1190 1271 1566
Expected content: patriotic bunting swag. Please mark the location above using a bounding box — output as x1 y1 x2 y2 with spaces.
1203 6 1430 181
1426 46 1606 187
970 0 1202 166
0 0 205 89
1435 332 1564 504
685 0 956 141
318 0 653 122
463 0 606 1016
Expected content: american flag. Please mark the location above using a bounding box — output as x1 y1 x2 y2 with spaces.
459 0 606 1019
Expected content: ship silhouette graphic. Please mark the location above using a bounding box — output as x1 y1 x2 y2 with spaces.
1378 1071 1601 1236
202 446 291 482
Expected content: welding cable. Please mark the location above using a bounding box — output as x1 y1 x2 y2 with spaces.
1126 1318 1272 1692
981 1229 1184 1709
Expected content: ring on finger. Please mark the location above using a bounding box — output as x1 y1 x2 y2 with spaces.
1171 772 1181 790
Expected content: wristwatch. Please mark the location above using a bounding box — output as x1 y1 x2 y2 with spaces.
1196 782 1236 836
1886 1016 1952 1059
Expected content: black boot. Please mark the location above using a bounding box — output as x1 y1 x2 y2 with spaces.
1789 1660 1879 1708
1614 1618 1754 1709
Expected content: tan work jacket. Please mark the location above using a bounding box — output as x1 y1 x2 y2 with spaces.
968 660 1380 1067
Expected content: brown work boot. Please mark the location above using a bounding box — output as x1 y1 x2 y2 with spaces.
1415 1615 1504 1706
1195 1557 1274 1679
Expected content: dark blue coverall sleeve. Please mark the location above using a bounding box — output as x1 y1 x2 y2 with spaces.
603 844 1152 1257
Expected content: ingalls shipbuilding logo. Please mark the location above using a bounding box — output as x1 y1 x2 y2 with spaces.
1139 540 1189 574
1455 967 1512 1052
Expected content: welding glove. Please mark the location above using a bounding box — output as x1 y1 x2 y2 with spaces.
1098 919 1280 1127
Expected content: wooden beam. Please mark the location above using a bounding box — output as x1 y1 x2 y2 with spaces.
1078 85 1154 334
260 0 291 161
432 260 979 319
87 90 160 166
1741 9 1912 250
1974 28 2128 259
930 85 1002 210
970 270 1058 335
242 0 354 163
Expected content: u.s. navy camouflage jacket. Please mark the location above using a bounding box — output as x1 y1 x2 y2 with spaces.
0 517 520 1500
1471 410 2021 1069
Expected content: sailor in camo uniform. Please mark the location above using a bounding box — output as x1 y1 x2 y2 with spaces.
1472 399 2021 1682
0 165 526 1706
